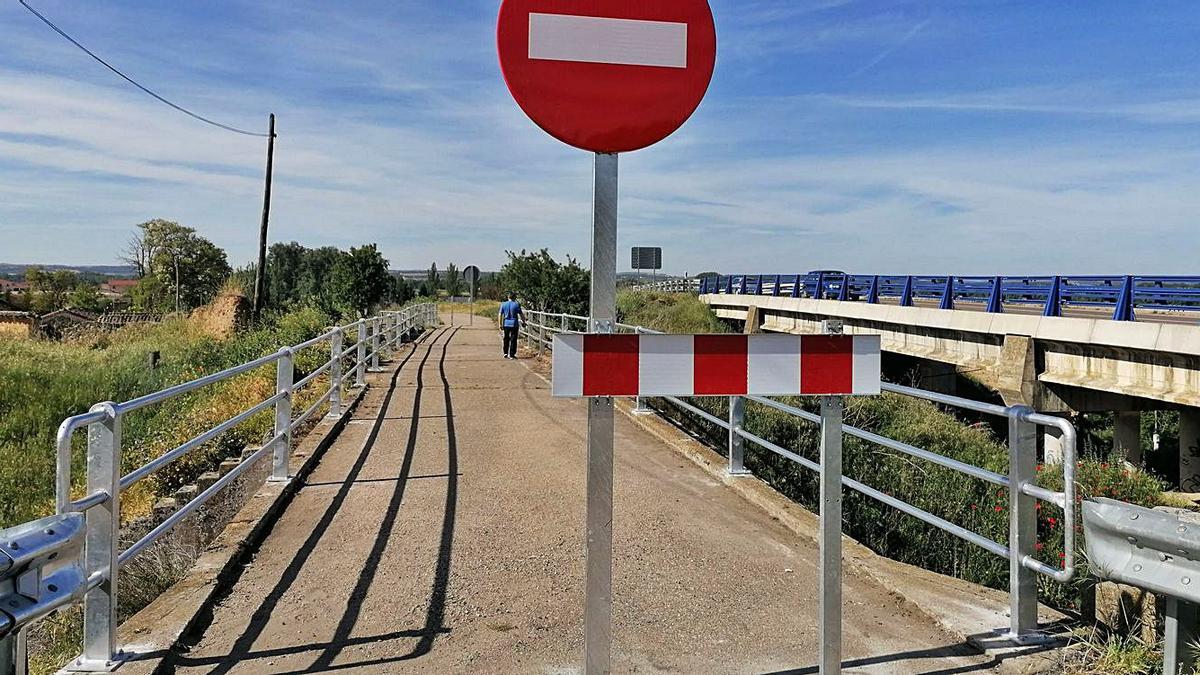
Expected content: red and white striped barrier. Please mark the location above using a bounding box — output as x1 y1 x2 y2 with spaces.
552 334 881 397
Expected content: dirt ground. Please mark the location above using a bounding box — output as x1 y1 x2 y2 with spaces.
162 321 995 674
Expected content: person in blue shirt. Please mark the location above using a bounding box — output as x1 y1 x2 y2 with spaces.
498 292 524 359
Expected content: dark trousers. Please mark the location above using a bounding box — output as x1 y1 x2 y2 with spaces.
503 326 519 358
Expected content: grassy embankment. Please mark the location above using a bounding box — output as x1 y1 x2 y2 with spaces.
0 305 349 673
616 291 1167 616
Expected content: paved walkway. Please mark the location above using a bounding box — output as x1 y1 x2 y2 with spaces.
165 320 993 674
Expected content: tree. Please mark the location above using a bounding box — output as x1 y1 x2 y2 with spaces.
331 244 391 317
68 284 106 313
443 263 465 297
123 221 230 312
266 242 308 308
497 249 589 315
298 247 345 313
388 274 415 305
25 267 78 314
426 263 440 295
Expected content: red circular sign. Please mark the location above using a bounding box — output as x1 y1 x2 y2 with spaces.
498 0 716 154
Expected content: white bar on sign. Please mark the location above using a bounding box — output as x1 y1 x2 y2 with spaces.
529 13 688 69
639 335 694 396
552 334 586 397
852 335 882 395
748 335 803 395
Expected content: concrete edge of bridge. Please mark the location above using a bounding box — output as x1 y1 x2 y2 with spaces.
515 353 1072 674
105 382 373 675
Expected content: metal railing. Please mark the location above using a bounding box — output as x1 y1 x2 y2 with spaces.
520 309 1077 642
700 273 1200 322
1 303 436 673
629 278 701 294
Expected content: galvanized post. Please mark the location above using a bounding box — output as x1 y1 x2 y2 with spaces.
537 315 546 358
355 321 367 387
1164 598 1198 675
271 348 293 482
1007 407 1038 642
561 314 567 335
0 634 12 675
78 402 121 671
819 395 844 675
586 151 617 675
633 328 651 415
370 318 381 370
728 395 749 476
328 329 343 419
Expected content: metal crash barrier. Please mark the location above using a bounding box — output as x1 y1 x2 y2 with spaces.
1 304 435 674
522 309 1078 644
1084 498 1200 674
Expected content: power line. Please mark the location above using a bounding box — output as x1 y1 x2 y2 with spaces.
16 0 271 138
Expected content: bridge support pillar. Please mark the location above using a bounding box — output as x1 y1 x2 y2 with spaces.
1179 409 1200 493
1114 412 1142 465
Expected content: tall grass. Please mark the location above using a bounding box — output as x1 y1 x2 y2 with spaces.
0 306 337 527
618 291 1167 612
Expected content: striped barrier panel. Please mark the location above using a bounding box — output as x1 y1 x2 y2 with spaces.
552 334 881 397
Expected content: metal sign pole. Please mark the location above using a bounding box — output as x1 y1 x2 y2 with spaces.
819 395 843 675
586 151 618 674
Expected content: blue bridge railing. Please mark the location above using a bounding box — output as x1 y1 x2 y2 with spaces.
698 274 1200 322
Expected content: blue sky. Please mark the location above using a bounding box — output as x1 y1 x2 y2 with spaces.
0 0 1197 274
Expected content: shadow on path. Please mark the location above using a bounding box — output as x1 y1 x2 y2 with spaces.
162 328 448 674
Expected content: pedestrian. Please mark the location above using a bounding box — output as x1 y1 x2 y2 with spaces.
498 292 524 359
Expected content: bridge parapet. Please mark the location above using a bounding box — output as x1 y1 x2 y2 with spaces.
701 274 1200 323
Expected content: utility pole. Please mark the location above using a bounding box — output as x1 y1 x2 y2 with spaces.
252 113 276 321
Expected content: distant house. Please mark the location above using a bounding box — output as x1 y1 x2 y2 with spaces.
39 308 98 339
0 279 29 293
100 279 140 296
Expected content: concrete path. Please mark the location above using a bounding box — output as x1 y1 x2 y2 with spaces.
164 320 994 674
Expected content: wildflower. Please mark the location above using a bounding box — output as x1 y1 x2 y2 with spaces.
970 504 978 510
994 505 1003 512
1035 543 1044 551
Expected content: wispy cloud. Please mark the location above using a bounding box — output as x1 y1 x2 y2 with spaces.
850 16 931 76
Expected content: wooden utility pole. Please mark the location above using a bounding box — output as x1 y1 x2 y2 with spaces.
252 113 276 320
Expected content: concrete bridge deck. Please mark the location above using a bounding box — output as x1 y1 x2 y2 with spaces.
162 321 994 674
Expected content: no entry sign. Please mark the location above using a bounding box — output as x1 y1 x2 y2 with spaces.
497 0 717 153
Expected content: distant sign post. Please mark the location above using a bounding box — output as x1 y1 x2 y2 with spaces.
499 2 716 671
462 266 481 325
631 247 663 281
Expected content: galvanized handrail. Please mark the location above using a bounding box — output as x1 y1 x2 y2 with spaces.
26 303 438 672
520 309 1078 642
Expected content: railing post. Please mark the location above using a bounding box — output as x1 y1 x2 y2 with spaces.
327 328 343 419
538 316 546 358
819 395 844 675
728 396 749 476
867 275 880 304
370 318 381 370
900 276 915 307
987 276 1004 314
1113 275 1136 321
1042 276 1062 317
633 327 652 415
1007 406 1039 642
272 348 293 482
939 276 955 310
78 402 121 671
355 321 367 387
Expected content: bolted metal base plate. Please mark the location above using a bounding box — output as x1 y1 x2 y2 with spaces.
726 469 753 478
61 653 128 673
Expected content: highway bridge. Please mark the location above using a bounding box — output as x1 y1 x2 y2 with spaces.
699 274 1200 490
2 307 1088 674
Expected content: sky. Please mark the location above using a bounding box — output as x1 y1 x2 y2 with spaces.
0 0 1197 275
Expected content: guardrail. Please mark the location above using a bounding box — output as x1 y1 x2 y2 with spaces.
520 309 1077 642
629 278 701 294
699 274 1200 322
0 303 436 672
